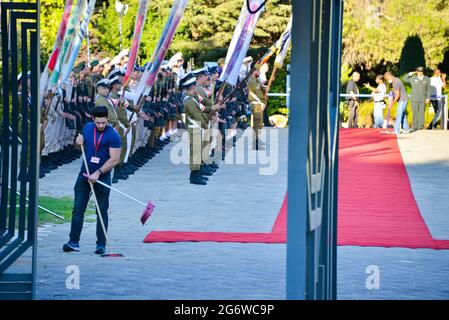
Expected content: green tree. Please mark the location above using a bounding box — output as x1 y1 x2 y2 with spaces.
343 0 449 73
399 35 426 74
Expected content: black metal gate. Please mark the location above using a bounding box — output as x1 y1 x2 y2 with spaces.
0 1 40 300
287 0 343 299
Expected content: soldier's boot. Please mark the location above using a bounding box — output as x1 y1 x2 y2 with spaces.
190 171 207 185
41 161 51 174
116 165 129 180
59 149 73 164
210 161 219 170
121 163 136 175
131 153 146 167
199 165 213 176
39 164 46 179
112 168 119 184
58 150 72 164
143 147 155 158
42 155 58 170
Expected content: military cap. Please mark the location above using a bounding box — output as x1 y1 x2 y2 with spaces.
169 52 183 65
73 62 85 73
96 78 110 87
416 66 424 72
208 66 219 74
243 56 253 63
120 65 128 75
108 68 122 79
181 77 196 89
109 76 121 87
17 71 31 82
193 67 209 77
90 60 99 67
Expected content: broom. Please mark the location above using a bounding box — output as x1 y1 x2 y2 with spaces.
82 173 155 225
80 144 124 257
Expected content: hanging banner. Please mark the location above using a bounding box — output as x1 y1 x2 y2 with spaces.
60 0 97 83
40 0 74 95
274 15 292 68
219 0 265 86
47 0 87 91
134 0 188 104
123 0 151 87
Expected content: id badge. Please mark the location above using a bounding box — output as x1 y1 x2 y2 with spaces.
90 156 100 164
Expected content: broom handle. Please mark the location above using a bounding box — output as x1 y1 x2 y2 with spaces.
9 186 64 220
80 144 110 245
93 179 147 207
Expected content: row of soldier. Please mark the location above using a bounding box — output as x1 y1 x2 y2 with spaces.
26 54 264 185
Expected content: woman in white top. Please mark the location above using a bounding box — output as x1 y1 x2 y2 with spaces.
365 75 387 128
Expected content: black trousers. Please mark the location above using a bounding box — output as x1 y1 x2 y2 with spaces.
69 173 111 245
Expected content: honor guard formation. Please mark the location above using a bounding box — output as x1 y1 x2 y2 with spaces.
29 52 267 185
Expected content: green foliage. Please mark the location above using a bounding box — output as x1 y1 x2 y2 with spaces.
41 0 66 64
266 60 289 116
343 0 449 73
40 0 291 66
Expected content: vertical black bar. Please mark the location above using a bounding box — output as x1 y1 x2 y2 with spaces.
28 28 38 244
318 0 332 300
287 0 313 300
30 18 40 299
18 22 30 240
0 5 11 238
330 0 344 300
7 13 19 236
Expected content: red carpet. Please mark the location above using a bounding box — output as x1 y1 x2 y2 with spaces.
144 129 449 249
337 129 449 249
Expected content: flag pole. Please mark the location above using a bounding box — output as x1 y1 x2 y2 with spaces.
264 64 278 103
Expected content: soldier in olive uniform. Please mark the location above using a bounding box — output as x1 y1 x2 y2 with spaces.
194 68 219 171
247 68 266 150
182 75 221 185
404 66 431 130
108 75 136 181
94 78 122 183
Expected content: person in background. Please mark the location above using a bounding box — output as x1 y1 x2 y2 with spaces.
429 69 447 129
365 75 387 128
403 66 431 130
384 72 410 134
239 56 253 82
346 72 360 128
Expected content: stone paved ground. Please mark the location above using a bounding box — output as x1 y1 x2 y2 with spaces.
7 128 449 299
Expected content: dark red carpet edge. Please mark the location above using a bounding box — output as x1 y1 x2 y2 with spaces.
144 129 449 249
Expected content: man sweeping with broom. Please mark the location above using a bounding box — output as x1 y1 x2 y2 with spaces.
63 103 122 255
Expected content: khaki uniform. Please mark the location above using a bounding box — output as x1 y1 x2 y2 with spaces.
96 93 126 164
42 93 61 156
184 92 211 171
247 74 265 143
196 85 214 163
